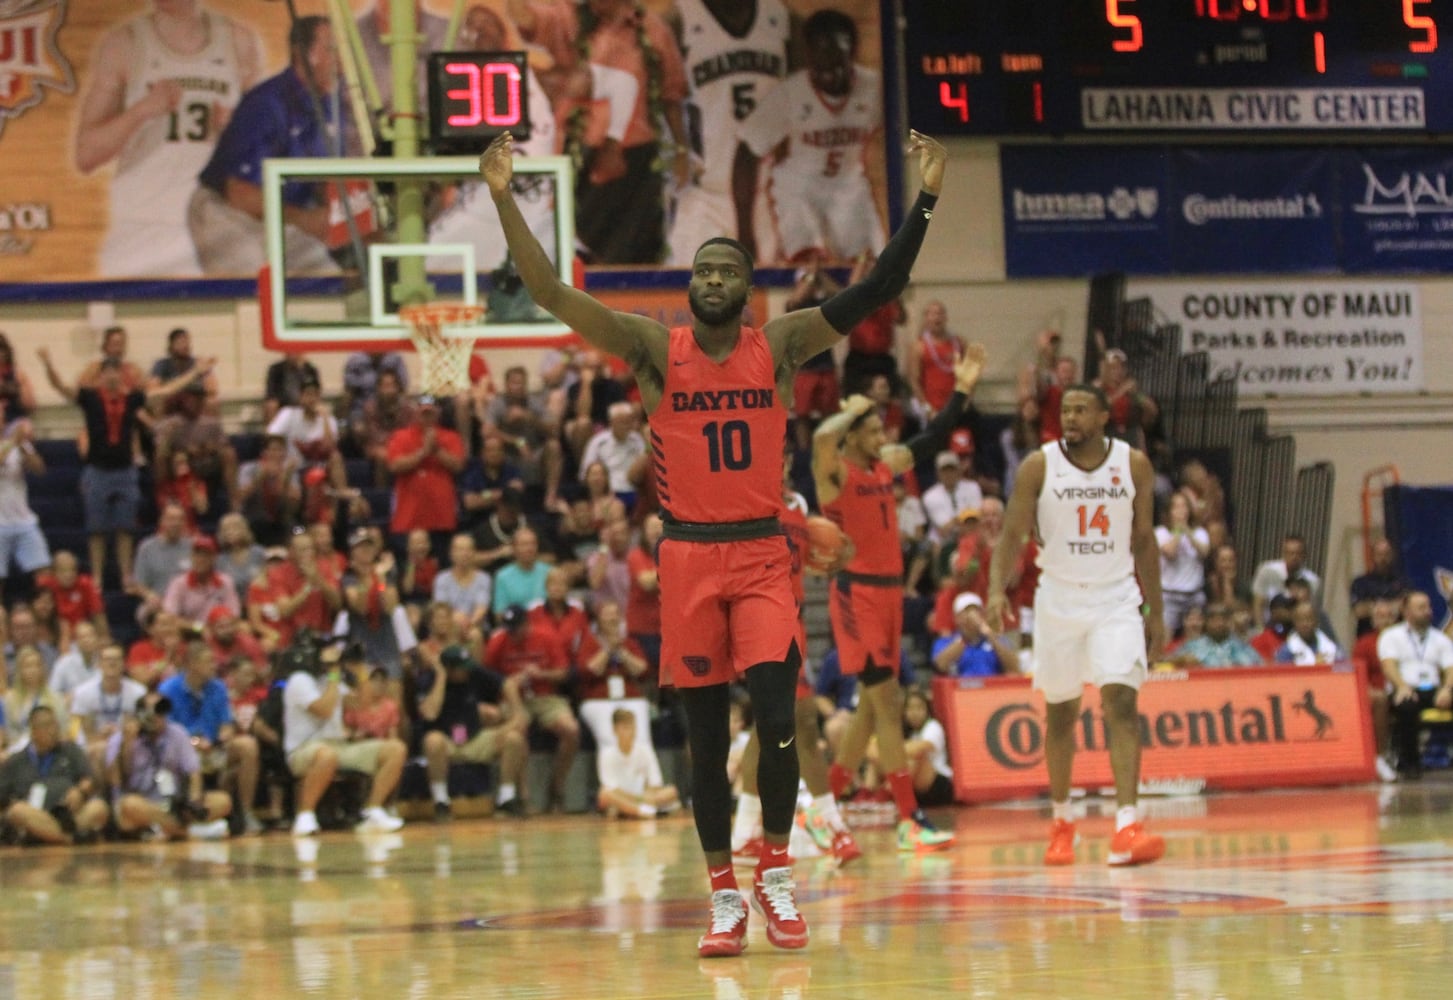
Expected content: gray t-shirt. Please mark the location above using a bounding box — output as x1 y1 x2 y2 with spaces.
133 535 193 599
432 569 493 620
70 676 147 731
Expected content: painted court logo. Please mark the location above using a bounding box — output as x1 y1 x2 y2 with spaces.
0 0 74 137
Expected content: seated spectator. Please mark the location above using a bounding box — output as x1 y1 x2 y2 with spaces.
154 379 237 509
492 527 550 616
596 709 679 819
625 514 662 671
1164 606 1205 658
575 459 628 528
575 601 652 751
578 402 646 511
5 646 68 747
484 605 576 813
108 691 232 840
1275 601 1342 665
414 643 527 820
529 567 593 669
1287 575 1339 646
1178 459 1226 535
37 551 104 640
235 435 302 548
29 588 66 653
342 350 409 427
49 620 104 703
417 600 479 667
1252 534 1321 625
562 352 629 468
921 451 983 547
1204 543 1252 609
481 364 563 506
345 667 401 741
459 434 526 532
1355 598 1401 782
1175 603 1262 668
1381 591 1453 780
268 375 346 491
432 534 493 637
469 486 527 574
227 659 271 737
548 495 606 579
399 528 440 628
283 641 407 836
930 506 993 634
162 535 240 627
586 517 632 613
902 688 954 809
1350 538 1412 637
0 416 49 599
931 592 1017 677
339 528 416 681
263 353 322 424
265 530 342 650
72 643 146 772
129 503 194 614
126 609 186 689
0 706 108 845
6 603 59 677
244 547 289 651
216 514 266 605
1250 594 1296 662
153 441 209 534
352 368 415 485
309 521 348 580
1156 491 1210 635
863 373 911 444
158 641 263 835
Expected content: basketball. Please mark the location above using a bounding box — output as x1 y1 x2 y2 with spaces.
805 515 846 571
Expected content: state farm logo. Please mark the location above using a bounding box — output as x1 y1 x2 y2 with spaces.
0 0 74 137
1012 186 1158 223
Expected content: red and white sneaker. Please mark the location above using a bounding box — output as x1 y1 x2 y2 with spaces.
731 838 763 864
751 867 809 949
697 889 748 958
1107 822 1165 867
831 828 862 865
1044 819 1078 866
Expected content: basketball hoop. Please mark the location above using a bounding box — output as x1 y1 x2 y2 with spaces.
400 302 484 396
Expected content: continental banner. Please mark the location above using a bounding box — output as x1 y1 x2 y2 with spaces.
933 666 1375 804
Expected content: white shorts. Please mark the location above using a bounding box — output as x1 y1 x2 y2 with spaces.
666 184 779 266
769 172 884 261
100 219 203 278
1031 576 1148 704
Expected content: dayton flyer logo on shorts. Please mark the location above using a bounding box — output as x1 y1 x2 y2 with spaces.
0 0 74 137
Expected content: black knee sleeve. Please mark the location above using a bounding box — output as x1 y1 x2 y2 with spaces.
860 657 895 688
680 683 734 853
744 644 803 837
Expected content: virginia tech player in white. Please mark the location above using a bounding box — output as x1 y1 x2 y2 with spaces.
75 0 261 277
666 0 791 266
736 8 884 262
988 384 1168 868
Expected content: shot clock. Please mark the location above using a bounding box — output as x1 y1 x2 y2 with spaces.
427 51 532 147
902 0 1453 133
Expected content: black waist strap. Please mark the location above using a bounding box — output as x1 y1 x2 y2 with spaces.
837 571 902 588
660 516 781 543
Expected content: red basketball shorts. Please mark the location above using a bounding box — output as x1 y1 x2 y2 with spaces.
829 577 903 676
659 535 801 688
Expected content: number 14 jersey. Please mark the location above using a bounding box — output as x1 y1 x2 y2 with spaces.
1036 438 1137 586
653 325 785 524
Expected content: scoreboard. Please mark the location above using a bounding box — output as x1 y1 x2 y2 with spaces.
903 0 1453 133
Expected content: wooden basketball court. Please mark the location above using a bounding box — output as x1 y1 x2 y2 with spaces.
2 782 1450 998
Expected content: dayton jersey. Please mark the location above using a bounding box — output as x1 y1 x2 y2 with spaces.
103 10 246 275
824 459 902 578
678 0 789 194
653 326 785 524
1035 439 1137 586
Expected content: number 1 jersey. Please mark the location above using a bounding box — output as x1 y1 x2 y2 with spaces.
653 325 785 524
1035 438 1137 586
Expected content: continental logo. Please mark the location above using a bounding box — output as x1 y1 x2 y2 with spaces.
0 0 75 137
985 693 1329 770
669 388 775 412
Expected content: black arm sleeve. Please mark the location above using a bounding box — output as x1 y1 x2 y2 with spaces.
820 191 939 334
906 390 967 467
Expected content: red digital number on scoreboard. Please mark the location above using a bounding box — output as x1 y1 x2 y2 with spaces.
444 61 524 128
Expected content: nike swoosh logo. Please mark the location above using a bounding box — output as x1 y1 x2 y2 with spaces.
709 867 732 879
778 736 794 749
672 360 690 366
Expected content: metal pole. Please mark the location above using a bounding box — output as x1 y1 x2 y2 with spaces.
389 0 431 305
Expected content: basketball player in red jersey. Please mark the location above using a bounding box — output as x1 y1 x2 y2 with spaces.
731 449 862 866
482 128 948 957
813 345 985 852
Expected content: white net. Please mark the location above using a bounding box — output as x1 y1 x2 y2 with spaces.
400 303 484 396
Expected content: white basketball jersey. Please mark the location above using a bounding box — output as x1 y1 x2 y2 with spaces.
111 11 243 225
678 0 790 194
740 65 881 194
1035 439 1137 586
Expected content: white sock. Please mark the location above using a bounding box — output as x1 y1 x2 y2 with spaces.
1051 800 1073 823
296 810 317 825
811 793 845 829
365 806 389 821
1116 805 1138 832
637 804 657 818
430 781 450 805
497 783 517 803
732 793 762 849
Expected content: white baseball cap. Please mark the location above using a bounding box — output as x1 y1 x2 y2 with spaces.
953 592 984 615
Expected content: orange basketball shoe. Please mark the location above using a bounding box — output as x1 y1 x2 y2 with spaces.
697 889 748 958
1044 819 1079 866
1107 822 1165 867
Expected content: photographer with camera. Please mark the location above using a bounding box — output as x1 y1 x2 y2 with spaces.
107 692 232 841
0 706 110 845
283 635 406 837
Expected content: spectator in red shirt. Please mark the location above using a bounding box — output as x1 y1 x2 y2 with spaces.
842 251 906 396
1250 593 1296 663
162 535 240 628
931 506 996 634
625 513 662 672
245 547 289 652
386 394 467 557
529 567 592 669
1353 598 1400 780
265 531 342 650
154 448 208 534
206 606 267 675
36 550 105 638
575 600 652 752
484 604 578 812
127 608 186 689
399 528 439 631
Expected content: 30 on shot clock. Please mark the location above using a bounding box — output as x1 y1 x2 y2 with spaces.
901 0 1453 134
427 51 532 145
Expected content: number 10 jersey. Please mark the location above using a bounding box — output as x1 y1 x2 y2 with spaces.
1035 438 1137 587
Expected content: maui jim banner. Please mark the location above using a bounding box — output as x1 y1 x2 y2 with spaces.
1124 279 1422 396
933 667 1374 804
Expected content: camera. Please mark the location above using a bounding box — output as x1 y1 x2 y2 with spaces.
136 696 172 734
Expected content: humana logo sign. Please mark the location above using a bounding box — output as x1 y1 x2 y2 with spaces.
1012 186 1159 222
985 694 1312 770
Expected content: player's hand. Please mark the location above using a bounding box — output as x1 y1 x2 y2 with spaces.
985 593 1010 634
955 342 987 394
841 393 874 418
135 80 183 119
907 130 947 196
1144 613 1166 662
1437 687 1453 711
479 132 516 195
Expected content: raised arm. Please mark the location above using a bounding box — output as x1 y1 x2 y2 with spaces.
811 395 875 507
765 131 947 371
881 343 986 476
146 358 218 404
480 134 668 377
35 349 77 403
987 450 1045 632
